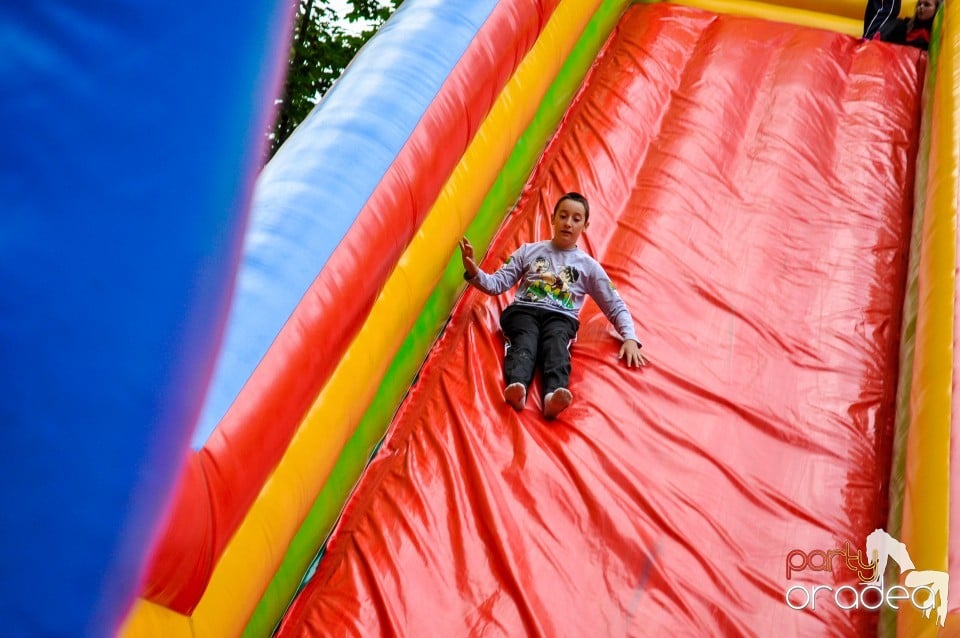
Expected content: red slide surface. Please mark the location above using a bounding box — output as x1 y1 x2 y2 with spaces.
279 4 924 636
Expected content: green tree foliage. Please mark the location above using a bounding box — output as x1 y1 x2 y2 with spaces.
268 0 400 159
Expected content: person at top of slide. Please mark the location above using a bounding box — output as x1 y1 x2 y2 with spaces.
863 0 941 50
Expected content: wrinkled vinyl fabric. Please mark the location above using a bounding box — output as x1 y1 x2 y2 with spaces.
279 4 923 636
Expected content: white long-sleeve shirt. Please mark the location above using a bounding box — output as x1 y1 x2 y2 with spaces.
468 240 639 344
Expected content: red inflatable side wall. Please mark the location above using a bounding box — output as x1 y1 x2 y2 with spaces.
140 0 564 612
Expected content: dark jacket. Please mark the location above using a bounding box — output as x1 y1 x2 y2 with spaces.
879 16 934 50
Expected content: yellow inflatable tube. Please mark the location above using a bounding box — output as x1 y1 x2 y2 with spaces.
899 2 957 635
672 0 917 35
672 0 864 34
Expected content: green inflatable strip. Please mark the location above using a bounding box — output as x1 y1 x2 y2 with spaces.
877 12 943 638
242 2 633 636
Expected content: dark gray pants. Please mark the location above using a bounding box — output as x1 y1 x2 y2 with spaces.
500 304 579 397
863 0 901 38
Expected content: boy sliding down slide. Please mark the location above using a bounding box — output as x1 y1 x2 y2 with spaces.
459 192 647 420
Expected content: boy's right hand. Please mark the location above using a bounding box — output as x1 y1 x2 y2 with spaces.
459 237 479 278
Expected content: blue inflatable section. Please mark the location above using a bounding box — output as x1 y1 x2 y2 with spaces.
0 2 292 635
191 0 501 448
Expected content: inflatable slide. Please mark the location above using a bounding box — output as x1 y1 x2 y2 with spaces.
3 0 958 636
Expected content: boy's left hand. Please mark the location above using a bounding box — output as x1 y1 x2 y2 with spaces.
619 340 647 368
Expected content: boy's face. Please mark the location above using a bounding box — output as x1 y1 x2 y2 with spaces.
551 199 589 250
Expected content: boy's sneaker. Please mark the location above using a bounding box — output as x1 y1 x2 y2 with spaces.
504 382 527 411
543 388 573 420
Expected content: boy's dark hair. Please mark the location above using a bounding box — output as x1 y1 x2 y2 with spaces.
553 191 590 222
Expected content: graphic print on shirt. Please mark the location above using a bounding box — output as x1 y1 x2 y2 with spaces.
520 255 581 309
